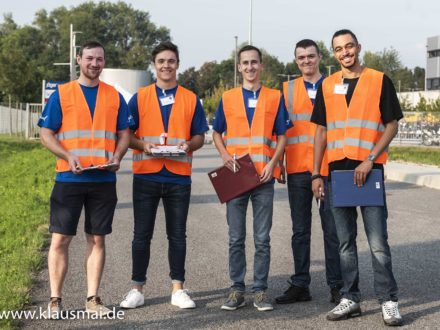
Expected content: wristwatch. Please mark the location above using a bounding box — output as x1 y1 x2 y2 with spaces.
367 154 376 162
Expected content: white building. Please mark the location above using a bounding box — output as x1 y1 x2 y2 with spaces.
426 35 440 91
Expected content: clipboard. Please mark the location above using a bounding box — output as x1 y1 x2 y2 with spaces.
331 169 384 207
208 154 261 203
150 145 187 157
80 163 118 171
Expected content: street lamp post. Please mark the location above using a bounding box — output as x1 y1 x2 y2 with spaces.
326 65 334 76
234 36 238 87
248 0 253 45
53 24 82 81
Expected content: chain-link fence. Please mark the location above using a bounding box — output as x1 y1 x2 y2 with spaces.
0 101 43 139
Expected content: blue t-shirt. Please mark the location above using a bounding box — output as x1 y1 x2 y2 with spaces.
129 84 209 185
303 76 325 105
38 84 132 183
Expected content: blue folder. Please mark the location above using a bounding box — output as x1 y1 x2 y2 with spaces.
331 169 384 207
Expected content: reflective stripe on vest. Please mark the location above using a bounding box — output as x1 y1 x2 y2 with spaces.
287 135 309 145
56 81 119 172
327 119 385 132
132 152 192 163
225 136 276 148
132 84 197 176
57 149 114 159
323 68 387 164
56 129 117 141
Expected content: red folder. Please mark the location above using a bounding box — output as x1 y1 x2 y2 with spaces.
208 154 262 203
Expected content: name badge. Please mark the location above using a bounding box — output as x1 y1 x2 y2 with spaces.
160 94 175 106
248 98 258 108
307 89 317 99
334 84 349 95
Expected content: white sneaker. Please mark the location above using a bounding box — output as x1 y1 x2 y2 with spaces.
326 298 362 321
171 289 196 309
120 289 145 309
382 300 403 326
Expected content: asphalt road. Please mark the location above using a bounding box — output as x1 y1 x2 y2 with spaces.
22 145 440 329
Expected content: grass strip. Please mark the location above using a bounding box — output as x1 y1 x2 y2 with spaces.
0 137 54 329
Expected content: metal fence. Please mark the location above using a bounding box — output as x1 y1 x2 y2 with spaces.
1 104 440 146
0 101 43 139
393 112 440 146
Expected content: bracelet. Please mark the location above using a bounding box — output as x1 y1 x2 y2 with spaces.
310 174 323 181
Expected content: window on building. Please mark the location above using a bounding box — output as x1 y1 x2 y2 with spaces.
428 50 440 58
428 78 440 90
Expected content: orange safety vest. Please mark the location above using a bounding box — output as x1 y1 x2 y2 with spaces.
132 84 196 176
323 68 387 164
56 81 119 172
222 86 281 179
283 78 329 176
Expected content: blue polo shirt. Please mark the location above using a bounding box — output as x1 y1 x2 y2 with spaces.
38 84 132 183
303 75 325 105
129 84 209 185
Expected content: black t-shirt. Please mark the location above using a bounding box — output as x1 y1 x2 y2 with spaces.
310 73 403 174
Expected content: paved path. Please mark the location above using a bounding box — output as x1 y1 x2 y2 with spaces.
22 145 440 329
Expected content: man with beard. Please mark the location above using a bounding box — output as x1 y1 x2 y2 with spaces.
311 29 403 326
39 40 131 318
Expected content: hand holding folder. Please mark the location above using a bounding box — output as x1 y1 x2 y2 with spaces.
208 154 261 203
331 169 384 207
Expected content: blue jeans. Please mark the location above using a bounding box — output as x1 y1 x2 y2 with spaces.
131 178 191 284
328 182 398 303
288 173 343 289
226 183 274 292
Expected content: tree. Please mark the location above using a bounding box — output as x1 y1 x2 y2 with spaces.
0 25 45 101
177 67 200 95
0 2 171 101
197 61 221 98
260 49 285 89
202 81 228 121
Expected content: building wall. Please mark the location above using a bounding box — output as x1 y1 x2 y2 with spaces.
398 90 440 106
426 35 440 90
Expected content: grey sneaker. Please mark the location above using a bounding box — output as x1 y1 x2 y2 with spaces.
221 291 245 311
382 301 403 326
327 298 362 321
47 298 62 319
253 291 274 311
85 296 113 317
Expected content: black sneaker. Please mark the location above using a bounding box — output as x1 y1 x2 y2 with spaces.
330 287 342 305
275 284 311 304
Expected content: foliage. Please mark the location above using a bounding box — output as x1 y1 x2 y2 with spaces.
0 137 54 329
202 81 228 121
0 2 170 102
177 67 200 95
389 146 440 166
362 48 425 92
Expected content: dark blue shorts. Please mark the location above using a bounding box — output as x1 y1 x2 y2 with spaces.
49 182 117 236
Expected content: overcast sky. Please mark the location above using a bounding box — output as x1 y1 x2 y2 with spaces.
2 0 439 72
